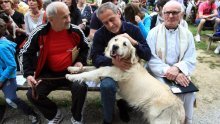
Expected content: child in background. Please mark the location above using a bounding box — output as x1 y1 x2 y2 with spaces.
0 18 40 124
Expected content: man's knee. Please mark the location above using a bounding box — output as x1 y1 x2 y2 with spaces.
100 77 117 92
200 19 206 24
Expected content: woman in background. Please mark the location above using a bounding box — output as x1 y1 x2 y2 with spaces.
24 0 44 35
124 3 151 39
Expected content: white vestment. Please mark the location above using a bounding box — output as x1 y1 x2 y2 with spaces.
146 23 196 124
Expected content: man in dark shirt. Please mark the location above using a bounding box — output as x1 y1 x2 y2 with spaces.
91 2 151 124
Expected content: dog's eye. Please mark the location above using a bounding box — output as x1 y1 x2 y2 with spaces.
115 38 118 41
123 42 127 46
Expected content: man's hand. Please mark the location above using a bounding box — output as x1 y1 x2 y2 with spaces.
112 56 132 71
119 33 138 46
164 66 179 81
27 75 41 87
175 73 190 87
71 62 83 73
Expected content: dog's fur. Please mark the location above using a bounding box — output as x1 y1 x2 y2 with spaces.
66 35 185 124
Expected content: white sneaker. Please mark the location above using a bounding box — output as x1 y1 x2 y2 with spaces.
194 34 201 42
214 45 220 54
71 117 83 124
48 109 63 124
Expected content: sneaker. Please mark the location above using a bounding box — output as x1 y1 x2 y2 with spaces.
71 117 83 124
29 114 40 124
194 34 201 42
214 45 220 54
48 109 63 124
0 105 6 123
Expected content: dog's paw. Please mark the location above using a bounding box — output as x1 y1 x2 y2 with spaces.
65 74 84 83
67 66 82 73
66 74 73 81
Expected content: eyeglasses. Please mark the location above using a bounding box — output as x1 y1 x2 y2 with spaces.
163 11 181 16
0 0 10 4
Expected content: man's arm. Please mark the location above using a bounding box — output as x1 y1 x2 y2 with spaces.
19 29 39 78
128 25 151 61
91 31 112 68
147 28 171 77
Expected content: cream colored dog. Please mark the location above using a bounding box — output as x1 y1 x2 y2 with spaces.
66 35 185 124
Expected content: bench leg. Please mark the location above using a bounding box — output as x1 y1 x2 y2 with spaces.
207 39 213 51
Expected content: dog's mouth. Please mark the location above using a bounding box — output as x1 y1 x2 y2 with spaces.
110 51 117 58
110 50 122 58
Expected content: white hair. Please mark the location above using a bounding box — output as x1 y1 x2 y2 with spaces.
46 1 68 18
162 0 182 13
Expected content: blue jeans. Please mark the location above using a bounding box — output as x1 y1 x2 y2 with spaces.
100 77 117 123
2 78 36 116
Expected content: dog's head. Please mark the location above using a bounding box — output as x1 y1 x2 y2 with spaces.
105 35 138 64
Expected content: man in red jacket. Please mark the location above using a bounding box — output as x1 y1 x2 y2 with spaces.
20 2 89 124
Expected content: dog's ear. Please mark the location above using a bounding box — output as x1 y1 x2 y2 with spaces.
130 47 138 64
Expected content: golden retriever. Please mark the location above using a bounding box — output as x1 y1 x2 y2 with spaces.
66 35 185 124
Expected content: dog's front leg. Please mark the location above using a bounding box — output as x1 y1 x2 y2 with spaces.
67 66 96 73
66 67 107 83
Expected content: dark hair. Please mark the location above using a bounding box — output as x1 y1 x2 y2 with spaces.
69 0 82 25
101 0 114 4
0 18 6 37
124 3 144 25
156 0 170 10
0 11 10 23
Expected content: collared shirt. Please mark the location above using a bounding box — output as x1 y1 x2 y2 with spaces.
91 21 151 67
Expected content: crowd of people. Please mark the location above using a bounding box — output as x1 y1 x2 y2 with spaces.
0 0 219 124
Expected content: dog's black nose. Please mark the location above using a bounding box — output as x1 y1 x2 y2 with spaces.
112 45 119 51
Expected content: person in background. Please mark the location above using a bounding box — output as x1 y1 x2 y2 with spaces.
0 0 26 71
124 3 151 39
24 0 44 35
194 0 218 42
13 0 29 15
0 18 40 124
77 0 93 25
147 1 196 124
130 0 148 13
20 2 89 124
91 2 151 124
150 0 169 29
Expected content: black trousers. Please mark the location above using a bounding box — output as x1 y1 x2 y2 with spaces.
26 72 88 121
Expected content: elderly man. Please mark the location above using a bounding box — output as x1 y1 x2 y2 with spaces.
147 1 196 124
91 2 151 124
20 2 89 124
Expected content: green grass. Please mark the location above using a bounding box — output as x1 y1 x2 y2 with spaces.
188 24 215 51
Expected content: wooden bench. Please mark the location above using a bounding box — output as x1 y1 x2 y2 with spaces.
17 85 100 91
206 34 220 50
16 75 100 92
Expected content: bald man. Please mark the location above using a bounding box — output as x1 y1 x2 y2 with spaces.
20 2 89 124
147 1 196 124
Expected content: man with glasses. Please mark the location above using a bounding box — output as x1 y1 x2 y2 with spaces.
146 1 196 124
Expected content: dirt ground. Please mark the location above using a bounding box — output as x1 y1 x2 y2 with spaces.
0 49 220 124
